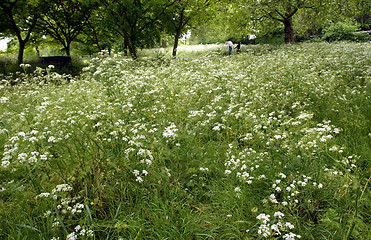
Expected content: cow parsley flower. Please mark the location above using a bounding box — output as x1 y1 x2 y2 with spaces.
163 123 178 138
256 213 270 224
283 232 301 240
136 176 143 183
274 211 284 219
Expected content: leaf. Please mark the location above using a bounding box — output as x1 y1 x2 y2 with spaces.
15 224 41 232
15 224 47 239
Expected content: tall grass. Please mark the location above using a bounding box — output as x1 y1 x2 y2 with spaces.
0 42 370 239
138 44 236 58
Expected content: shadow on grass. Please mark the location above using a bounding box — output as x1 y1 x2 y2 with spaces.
0 55 87 78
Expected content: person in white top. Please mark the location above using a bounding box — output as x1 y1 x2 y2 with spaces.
227 40 234 56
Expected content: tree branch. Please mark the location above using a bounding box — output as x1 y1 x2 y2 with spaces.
139 0 180 32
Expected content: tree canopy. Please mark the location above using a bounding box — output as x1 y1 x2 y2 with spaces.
100 0 180 59
0 0 47 64
38 0 98 56
0 0 369 60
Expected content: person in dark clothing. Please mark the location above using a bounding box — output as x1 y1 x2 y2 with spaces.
235 42 241 54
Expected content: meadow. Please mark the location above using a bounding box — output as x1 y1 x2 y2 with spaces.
0 42 370 240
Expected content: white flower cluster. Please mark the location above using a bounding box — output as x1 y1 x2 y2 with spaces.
224 144 266 184
35 184 94 237
19 63 31 68
297 120 340 154
1 129 52 168
162 122 178 139
137 148 154 165
212 122 226 131
65 225 94 240
0 97 9 103
133 169 148 183
267 174 323 207
256 212 301 239
51 184 73 196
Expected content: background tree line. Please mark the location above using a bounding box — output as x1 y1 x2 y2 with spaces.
0 0 370 64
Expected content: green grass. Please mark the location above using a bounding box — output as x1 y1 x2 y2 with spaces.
0 42 370 239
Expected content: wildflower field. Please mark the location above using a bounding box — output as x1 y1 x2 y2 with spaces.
0 42 370 239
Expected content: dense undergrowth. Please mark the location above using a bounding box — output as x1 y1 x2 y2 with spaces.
0 42 370 239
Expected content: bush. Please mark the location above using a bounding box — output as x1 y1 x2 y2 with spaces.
0 56 17 75
254 27 285 45
351 32 371 42
322 22 359 42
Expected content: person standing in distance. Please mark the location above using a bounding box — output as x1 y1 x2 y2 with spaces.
227 40 234 56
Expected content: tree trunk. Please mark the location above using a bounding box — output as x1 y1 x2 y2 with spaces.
172 31 181 58
129 47 137 59
128 37 137 59
123 37 129 56
89 23 102 52
66 42 71 56
172 8 185 58
17 41 26 65
284 18 294 44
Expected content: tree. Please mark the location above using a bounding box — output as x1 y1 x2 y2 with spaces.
39 0 97 56
0 0 45 64
100 0 179 59
168 4 190 58
326 0 371 30
254 0 311 43
236 0 326 44
82 12 110 53
294 0 370 39
353 0 371 30
162 0 213 58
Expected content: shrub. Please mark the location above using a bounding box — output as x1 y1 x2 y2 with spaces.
322 22 358 42
0 56 17 75
351 32 371 42
254 27 285 45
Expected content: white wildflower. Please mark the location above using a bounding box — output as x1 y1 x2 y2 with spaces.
133 169 140 176
136 176 143 183
274 211 284 219
283 232 301 240
285 222 295 230
256 213 270 224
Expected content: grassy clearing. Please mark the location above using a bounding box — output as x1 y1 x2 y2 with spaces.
0 42 370 239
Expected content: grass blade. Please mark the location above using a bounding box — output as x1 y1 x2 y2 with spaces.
106 202 121 240
54 200 68 235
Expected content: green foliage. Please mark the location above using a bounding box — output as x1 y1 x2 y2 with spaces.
0 56 16 75
0 42 370 239
352 32 371 42
38 0 97 56
189 24 228 44
0 0 48 64
322 21 360 42
100 0 181 59
254 27 285 45
159 0 215 57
